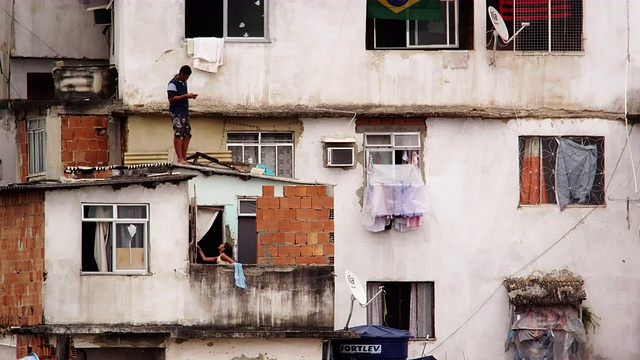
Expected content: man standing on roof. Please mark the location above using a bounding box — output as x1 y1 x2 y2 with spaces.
167 65 198 164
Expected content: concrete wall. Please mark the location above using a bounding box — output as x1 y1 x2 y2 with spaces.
114 0 640 113
0 109 17 186
0 0 11 99
11 0 109 59
284 116 640 359
9 58 108 99
42 181 334 330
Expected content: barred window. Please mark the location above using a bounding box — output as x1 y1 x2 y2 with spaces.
227 132 294 178
487 0 583 53
519 136 604 208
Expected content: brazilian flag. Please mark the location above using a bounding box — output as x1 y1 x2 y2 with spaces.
367 0 441 20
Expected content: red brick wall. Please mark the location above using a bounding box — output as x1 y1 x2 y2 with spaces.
257 185 335 265
0 192 45 328
16 335 55 360
61 115 109 168
17 119 28 182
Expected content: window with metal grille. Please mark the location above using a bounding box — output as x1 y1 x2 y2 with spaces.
487 0 583 53
227 132 294 178
367 281 435 338
27 118 46 176
519 136 604 207
366 0 474 50
365 133 421 167
185 0 268 40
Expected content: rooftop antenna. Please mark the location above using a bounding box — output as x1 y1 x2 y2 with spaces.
487 6 530 65
344 270 384 330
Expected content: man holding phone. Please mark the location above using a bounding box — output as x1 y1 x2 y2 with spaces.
167 65 198 164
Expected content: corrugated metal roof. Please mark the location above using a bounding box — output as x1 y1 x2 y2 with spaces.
0 174 195 193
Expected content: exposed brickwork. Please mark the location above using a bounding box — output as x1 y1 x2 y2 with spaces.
16 335 55 360
257 185 335 265
61 115 110 168
0 192 45 328
17 119 28 182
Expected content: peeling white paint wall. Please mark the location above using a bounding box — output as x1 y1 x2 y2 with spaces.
11 0 109 59
291 117 640 360
114 0 640 113
164 338 322 360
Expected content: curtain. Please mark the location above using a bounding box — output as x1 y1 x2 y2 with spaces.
555 138 597 210
367 283 383 326
94 223 110 272
520 138 544 204
410 283 433 338
196 208 219 242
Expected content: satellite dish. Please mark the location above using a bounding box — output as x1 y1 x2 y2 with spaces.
487 6 530 65
488 6 509 42
345 269 367 305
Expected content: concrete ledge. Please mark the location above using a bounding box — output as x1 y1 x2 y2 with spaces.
10 325 360 339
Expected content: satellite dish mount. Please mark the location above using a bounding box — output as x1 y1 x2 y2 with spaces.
487 6 530 65
344 270 385 330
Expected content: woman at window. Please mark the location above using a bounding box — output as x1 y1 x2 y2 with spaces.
197 242 235 264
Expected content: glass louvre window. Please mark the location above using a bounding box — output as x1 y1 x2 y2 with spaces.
185 0 268 39
81 204 149 273
27 118 46 175
227 132 294 177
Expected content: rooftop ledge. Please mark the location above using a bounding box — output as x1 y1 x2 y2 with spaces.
10 324 360 339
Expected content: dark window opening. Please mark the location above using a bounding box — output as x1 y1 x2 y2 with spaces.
185 0 266 39
27 73 55 100
196 210 224 264
185 0 223 38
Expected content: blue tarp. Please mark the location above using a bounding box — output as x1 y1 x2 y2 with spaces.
348 325 414 339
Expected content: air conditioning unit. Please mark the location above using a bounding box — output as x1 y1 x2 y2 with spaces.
327 147 355 167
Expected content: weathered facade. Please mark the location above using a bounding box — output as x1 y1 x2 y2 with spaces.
2 0 640 359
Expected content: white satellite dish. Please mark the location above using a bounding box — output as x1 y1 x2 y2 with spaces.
488 6 509 42
343 270 385 330
345 269 367 305
487 6 530 65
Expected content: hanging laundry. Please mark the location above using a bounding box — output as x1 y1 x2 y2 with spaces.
193 37 225 73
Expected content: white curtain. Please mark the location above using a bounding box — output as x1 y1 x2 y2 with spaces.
94 222 110 272
196 208 219 242
410 283 433 338
367 282 383 325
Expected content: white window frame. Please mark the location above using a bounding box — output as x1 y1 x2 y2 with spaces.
226 132 294 177
27 117 46 176
81 204 149 274
364 132 421 165
373 0 459 49
238 197 257 217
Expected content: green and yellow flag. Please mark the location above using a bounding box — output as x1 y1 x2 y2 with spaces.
367 0 441 20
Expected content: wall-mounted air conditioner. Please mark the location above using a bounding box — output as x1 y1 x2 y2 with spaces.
326 147 355 167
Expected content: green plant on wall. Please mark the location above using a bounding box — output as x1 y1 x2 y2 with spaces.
582 306 601 334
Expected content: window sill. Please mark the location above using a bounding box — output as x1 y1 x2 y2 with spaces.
514 51 585 56
80 271 151 276
412 337 437 341
184 38 271 44
27 173 46 181
518 204 605 209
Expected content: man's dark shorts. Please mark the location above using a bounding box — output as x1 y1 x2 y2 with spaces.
170 112 192 137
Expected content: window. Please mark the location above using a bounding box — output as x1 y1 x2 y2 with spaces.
237 198 257 264
365 133 421 166
194 206 225 264
81 204 149 273
185 0 267 40
486 0 583 53
367 282 434 338
227 132 294 178
26 73 55 100
27 118 46 176
519 136 604 209
366 0 474 50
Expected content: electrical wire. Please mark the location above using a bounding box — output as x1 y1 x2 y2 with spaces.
623 0 637 193
425 123 633 356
